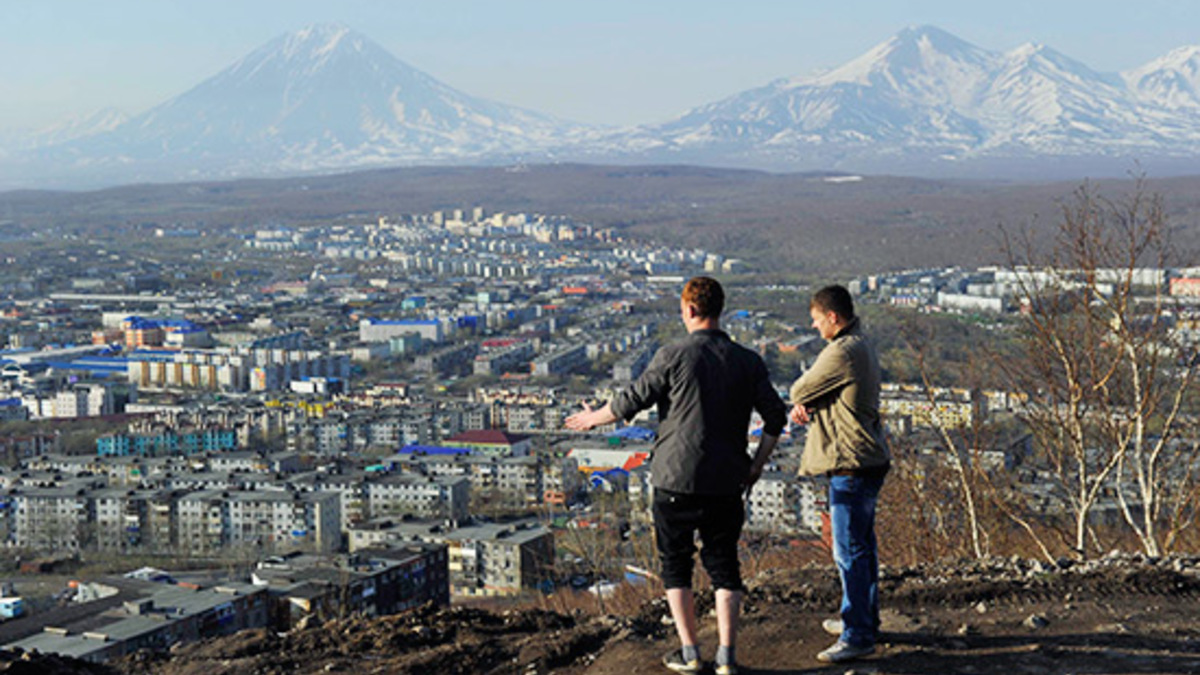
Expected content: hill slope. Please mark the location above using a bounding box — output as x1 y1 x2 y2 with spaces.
11 556 1197 675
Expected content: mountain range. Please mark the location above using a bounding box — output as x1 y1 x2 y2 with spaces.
5 24 1200 189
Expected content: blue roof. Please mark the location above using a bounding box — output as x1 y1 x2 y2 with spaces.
0 348 35 356
126 350 178 362
608 426 656 442
0 362 49 374
399 445 473 456
0 398 21 407
44 361 127 375
368 319 439 326
125 317 202 331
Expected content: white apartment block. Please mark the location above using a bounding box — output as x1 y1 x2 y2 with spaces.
177 489 341 554
364 475 470 522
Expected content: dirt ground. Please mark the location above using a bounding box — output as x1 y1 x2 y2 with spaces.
5 555 1200 675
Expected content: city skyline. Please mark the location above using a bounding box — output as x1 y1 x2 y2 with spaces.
4 0 1199 132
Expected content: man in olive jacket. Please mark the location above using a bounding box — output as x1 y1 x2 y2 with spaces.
789 284 889 663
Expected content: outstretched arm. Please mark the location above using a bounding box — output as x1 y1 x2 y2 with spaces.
564 401 619 431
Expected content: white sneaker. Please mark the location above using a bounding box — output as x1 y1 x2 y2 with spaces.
816 640 875 663
821 618 881 639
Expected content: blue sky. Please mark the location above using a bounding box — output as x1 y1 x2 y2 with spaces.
3 0 1198 131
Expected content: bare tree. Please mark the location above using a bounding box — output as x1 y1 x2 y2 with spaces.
999 179 1200 558
899 320 986 559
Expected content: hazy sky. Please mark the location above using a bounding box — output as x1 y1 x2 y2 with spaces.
3 0 1199 132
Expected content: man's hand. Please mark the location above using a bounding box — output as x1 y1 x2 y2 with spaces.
789 403 811 425
743 462 765 498
743 432 779 498
564 401 618 431
564 402 597 431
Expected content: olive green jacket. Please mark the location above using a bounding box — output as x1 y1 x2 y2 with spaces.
789 318 890 476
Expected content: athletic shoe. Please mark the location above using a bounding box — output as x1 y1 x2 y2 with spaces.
714 662 739 675
816 640 875 663
821 618 881 639
662 648 703 673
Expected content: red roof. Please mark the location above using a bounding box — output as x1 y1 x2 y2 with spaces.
446 430 531 445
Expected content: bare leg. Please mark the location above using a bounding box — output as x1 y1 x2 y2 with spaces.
666 587 699 647
715 588 741 648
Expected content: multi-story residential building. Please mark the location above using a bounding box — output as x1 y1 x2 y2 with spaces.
3 582 269 663
346 518 554 597
399 451 567 508
250 545 450 626
208 451 302 474
530 344 588 377
414 343 479 376
612 342 657 382
541 455 582 507
175 490 230 553
52 383 115 418
443 520 554 596
11 483 102 551
229 490 342 553
297 472 367 530
0 431 59 464
97 427 239 457
93 487 148 552
176 489 341 554
364 475 470 522
504 406 540 431
745 472 823 535
474 341 536 376
880 383 985 429
359 318 444 343
461 405 491 432
126 348 348 393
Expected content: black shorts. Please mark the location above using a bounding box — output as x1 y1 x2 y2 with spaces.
652 489 744 591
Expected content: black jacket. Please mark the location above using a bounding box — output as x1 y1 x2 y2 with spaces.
610 329 787 495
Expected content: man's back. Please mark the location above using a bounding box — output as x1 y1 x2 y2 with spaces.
611 329 785 495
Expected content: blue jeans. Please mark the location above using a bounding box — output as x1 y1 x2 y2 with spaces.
830 471 886 647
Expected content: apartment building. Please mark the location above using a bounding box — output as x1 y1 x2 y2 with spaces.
176 489 341 554
745 472 825 535
346 518 554 597
250 545 449 627
4 582 269 663
364 475 470 522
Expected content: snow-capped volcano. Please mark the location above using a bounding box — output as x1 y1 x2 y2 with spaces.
635 26 996 152
8 24 1200 187
20 24 587 185
613 25 1200 175
806 25 1000 107
1124 46 1200 110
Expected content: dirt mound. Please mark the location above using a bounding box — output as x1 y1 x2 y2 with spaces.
587 555 1200 675
116 605 612 675
12 556 1200 674
0 648 117 675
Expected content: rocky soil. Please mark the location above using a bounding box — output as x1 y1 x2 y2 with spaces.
6 554 1200 674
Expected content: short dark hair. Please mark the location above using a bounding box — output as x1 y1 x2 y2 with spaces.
682 276 725 319
811 284 855 321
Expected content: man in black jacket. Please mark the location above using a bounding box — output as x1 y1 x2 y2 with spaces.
566 276 786 675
